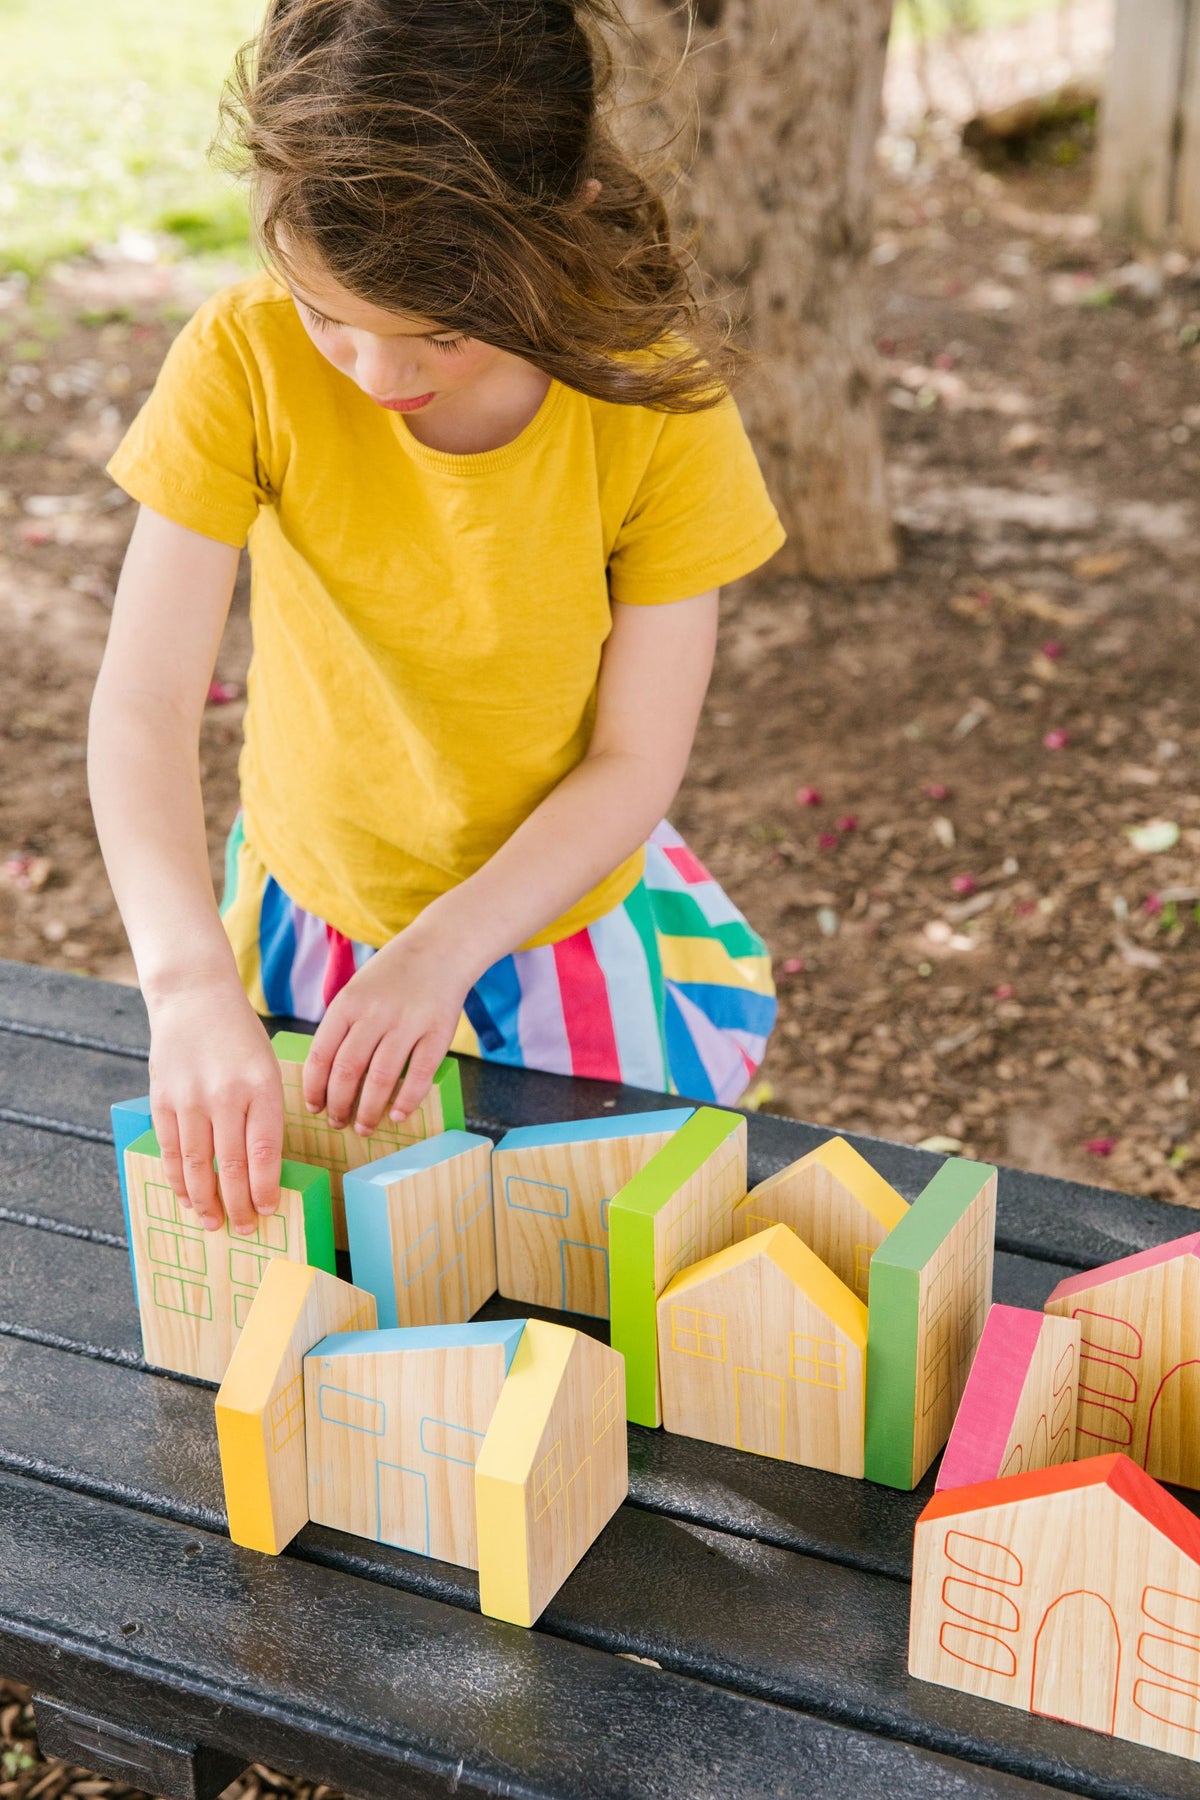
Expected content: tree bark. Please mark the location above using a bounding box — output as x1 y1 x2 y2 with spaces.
616 0 897 579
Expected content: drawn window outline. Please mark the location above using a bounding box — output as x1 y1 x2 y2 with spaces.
454 1172 492 1234
402 1221 441 1285
670 1306 727 1361
1077 1355 1138 1405
505 1175 570 1218
941 1575 1021 1634
943 1531 1023 1586
318 1383 385 1435
225 1210 288 1252
1073 1307 1143 1361
939 1620 1018 1678
788 1332 846 1390
1137 1632 1200 1691
147 1227 207 1275
419 1416 485 1465
270 1375 305 1452
151 1270 212 1319
592 1368 622 1442
1132 1679 1200 1736
1142 1585 1200 1640
229 1246 271 1292
853 1242 872 1298
532 1441 564 1518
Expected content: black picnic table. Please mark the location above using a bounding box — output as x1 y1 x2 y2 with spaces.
2 958 1199 1800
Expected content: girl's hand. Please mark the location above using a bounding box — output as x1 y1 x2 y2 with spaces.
146 980 284 1235
301 926 472 1134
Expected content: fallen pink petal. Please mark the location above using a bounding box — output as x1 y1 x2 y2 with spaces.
1142 892 1164 916
835 814 859 833
1040 640 1065 661
207 680 242 705
924 782 951 801
817 831 840 851
780 957 806 976
795 786 822 807
993 983 1015 1001
950 873 977 896
1042 727 1070 750
1085 1137 1117 1158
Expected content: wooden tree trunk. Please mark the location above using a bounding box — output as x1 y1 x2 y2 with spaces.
617 0 897 579
1095 0 1200 250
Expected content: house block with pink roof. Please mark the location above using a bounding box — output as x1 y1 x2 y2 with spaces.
1044 1232 1200 1491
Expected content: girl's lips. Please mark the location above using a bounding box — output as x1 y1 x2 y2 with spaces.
378 392 436 412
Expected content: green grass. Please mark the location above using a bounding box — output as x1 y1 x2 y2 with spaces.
0 0 263 280
892 0 1064 45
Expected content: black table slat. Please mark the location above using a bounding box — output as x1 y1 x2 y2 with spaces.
0 1468 1077 1800
0 1334 1190 1800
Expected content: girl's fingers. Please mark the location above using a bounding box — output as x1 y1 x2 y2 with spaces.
153 1104 191 1207
321 1019 382 1131
390 1032 450 1124
244 1087 284 1216
302 1012 350 1117
213 1100 258 1237
175 1108 223 1230
352 1033 415 1136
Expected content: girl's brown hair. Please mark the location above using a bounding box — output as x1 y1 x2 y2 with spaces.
210 0 739 411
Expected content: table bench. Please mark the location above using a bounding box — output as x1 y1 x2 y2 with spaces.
1 957 1197 1800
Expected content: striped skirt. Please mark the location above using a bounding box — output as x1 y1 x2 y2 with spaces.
219 814 776 1106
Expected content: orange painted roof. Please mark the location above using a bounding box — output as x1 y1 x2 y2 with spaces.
919 1452 1200 1568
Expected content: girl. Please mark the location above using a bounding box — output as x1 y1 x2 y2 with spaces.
88 0 785 1240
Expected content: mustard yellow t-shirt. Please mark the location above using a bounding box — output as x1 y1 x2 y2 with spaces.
104 269 786 948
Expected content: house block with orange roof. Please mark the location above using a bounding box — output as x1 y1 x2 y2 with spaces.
911 1453 1200 1764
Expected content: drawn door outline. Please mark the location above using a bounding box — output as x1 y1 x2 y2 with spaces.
560 1240 609 1316
1145 1361 1200 1485
1030 1591 1121 1734
735 1368 786 1458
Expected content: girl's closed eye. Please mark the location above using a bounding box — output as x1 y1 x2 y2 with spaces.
302 304 467 354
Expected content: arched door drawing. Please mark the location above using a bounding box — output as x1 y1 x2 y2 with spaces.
1031 1592 1120 1734
1145 1361 1200 1488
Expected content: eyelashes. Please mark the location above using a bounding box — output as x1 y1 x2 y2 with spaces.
303 304 468 353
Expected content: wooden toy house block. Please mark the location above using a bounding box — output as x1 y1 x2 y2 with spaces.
936 1305 1081 1493
476 1320 628 1626
215 1261 378 1553
910 1454 1200 1764
111 1095 154 1306
343 1131 495 1329
492 1109 693 1317
272 1030 465 1250
733 1135 908 1302
656 1224 868 1477
608 1107 747 1427
303 1320 525 1567
864 1157 997 1490
122 1127 336 1383
1044 1233 1200 1490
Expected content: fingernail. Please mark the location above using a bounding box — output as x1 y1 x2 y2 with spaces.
354 1121 371 1137
235 1222 258 1237
254 1201 278 1215
305 1101 320 1114
389 1107 405 1122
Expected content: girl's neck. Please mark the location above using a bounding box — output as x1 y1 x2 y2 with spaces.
402 361 553 456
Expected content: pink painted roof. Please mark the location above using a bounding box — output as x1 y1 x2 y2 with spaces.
935 1305 1044 1494
1045 1232 1200 1307
919 1452 1200 1569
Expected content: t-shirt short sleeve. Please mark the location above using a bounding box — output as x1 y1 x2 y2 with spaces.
607 392 786 605
104 293 272 549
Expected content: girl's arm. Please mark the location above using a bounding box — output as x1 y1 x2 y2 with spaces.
88 504 285 1231
303 590 720 1131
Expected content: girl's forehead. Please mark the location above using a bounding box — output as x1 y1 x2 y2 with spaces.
287 271 443 336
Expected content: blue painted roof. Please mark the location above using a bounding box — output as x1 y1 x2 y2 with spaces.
495 1109 693 1152
309 1318 526 1374
344 1129 492 1188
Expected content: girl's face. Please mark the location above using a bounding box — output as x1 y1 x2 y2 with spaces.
285 260 510 415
